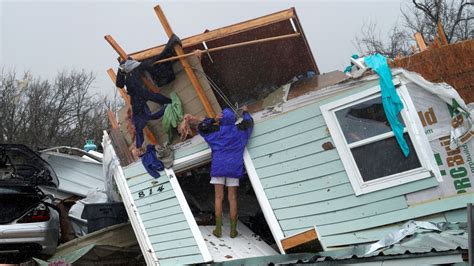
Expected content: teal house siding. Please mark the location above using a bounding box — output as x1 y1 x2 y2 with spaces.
123 163 206 265
119 78 472 256
245 84 447 249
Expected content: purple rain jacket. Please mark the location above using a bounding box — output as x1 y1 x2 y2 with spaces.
198 108 253 178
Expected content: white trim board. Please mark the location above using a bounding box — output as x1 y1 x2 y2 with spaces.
102 131 159 265
164 168 213 263
244 149 286 254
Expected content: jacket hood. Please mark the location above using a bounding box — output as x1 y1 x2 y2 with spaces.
219 108 236 125
120 59 141 74
0 144 59 187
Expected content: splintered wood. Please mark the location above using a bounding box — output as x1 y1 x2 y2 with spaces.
391 40 474 103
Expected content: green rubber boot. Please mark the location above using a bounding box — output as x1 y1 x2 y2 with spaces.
213 215 222 238
230 217 238 238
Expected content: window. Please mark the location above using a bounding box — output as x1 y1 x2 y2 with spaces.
321 80 441 195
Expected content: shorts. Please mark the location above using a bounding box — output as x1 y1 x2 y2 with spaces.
210 177 239 187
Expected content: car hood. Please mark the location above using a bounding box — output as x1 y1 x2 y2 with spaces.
0 144 59 187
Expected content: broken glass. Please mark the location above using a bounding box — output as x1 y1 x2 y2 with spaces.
335 97 404 144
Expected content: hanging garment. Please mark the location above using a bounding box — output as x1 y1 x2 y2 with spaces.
116 60 171 148
143 34 181 86
365 53 409 157
198 108 253 178
162 92 183 142
141 144 164 178
178 114 202 141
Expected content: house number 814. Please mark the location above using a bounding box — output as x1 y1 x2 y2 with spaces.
138 185 164 198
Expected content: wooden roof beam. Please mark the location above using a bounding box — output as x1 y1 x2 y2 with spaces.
130 8 296 61
154 5 216 118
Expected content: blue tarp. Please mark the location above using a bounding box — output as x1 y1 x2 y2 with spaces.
365 53 409 157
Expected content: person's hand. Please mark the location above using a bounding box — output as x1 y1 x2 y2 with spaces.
194 49 203 59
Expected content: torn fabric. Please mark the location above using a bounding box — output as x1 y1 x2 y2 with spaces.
365 53 410 157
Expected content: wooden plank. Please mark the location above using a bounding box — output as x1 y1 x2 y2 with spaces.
249 126 328 159
154 5 216 118
269 183 354 209
265 171 349 199
147 220 190 236
260 160 344 188
274 177 438 219
128 174 169 189
279 197 408 231
317 192 474 236
158 254 204 266
156 246 202 259
133 188 176 208
122 160 142 175
135 197 180 214
130 181 172 199
437 21 449 46
149 229 193 243
107 109 119 129
153 237 200 252
129 178 170 193
255 149 340 179
143 212 186 229
248 115 324 149
252 136 332 168
414 32 427 51
130 8 295 61
174 142 209 160
153 32 301 65
281 228 318 251
109 128 135 166
252 101 321 137
123 161 154 179
140 204 183 223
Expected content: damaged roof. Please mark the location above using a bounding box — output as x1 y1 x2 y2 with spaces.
129 8 319 107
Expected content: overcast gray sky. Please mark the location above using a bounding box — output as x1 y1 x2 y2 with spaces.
1 0 406 97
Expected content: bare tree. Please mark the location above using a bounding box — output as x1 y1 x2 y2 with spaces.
0 68 110 150
355 0 473 58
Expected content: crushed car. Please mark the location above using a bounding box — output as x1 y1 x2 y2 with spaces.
0 144 60 260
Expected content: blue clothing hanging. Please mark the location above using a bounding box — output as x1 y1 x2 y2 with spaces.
141 144 164 179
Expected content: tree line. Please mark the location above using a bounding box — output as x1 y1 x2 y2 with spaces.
0 68 113 150
356 0 473 58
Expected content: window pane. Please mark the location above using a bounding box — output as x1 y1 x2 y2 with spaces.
351 133 421 182
335 97 404 143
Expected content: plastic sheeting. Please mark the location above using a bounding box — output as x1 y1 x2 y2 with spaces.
395 68 474 149
365 54 410 157
102 138 122 203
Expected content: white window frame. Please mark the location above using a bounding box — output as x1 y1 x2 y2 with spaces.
321 78 441 195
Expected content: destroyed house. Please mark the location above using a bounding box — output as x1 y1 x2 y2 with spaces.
103 6 473 265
